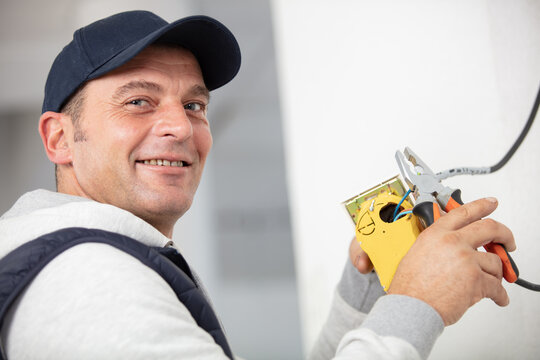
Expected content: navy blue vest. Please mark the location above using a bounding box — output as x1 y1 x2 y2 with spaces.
0 227 233 359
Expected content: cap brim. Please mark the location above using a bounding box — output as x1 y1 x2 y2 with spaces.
88 15 241 91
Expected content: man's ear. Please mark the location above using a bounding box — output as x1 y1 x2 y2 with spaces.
39 111 73 165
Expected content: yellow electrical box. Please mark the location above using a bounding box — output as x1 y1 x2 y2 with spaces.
343 176 422 291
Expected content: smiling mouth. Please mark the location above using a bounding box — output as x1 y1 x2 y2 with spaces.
136 159 188 167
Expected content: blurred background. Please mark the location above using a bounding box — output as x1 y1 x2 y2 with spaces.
1 0 540 359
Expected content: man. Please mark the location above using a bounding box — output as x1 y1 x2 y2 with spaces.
0 10 515 360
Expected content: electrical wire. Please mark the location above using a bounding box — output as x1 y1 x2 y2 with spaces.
436 84 540 180
515 278 540 292
392 189 412 221
433 83 540 291
394 210 413 222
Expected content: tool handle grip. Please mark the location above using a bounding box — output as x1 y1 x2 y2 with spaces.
445 189 464 211
441 198 519 283
413 201 441 228
483 243 519 283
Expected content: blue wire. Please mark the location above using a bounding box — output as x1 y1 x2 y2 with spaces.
393 210 413 222
392 189 411 221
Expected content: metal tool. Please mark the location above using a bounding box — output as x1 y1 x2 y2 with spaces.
395 147 519 283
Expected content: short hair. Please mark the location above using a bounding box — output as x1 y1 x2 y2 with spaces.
61 84 87 127
54 85 87 188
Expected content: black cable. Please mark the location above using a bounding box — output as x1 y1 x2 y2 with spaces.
436 84 540 179
436 83 540 291
501 84 540 292
490 84 540 173
497 85 540 292
515 278 540 292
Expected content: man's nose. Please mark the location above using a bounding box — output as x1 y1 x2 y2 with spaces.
153 103 193 141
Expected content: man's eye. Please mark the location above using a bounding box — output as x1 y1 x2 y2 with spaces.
184 103 204 111
127 99 149 107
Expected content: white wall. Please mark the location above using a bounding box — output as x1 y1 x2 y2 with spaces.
272 0 540 358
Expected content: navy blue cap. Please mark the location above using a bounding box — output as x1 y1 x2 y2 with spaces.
42 10 241 113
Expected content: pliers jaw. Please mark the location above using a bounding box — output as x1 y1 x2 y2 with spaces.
395 147 463 219
395 147 442 204
395 150 416 193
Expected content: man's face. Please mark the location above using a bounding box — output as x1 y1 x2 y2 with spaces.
66 46 212 235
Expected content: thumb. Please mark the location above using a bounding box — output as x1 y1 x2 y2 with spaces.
349 237 374 274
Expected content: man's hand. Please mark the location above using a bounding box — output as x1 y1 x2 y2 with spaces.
387 197 516 326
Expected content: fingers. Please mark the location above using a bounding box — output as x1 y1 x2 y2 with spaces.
473 247 511 307
462 243 509 308
386 197 514 326
349 238 373 274
475 251 509 306
436 197 499 231
354 253 374 274
475 251 504 280
480 271 510 307
457 218 516 251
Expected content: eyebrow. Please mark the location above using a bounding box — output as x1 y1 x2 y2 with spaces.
112 80 163 101
188 84 211 103
111 81 210 102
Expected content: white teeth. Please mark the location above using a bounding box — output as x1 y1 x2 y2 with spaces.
141 159 184 167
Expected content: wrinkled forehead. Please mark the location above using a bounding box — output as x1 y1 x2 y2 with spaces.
79 44 209 106
88 44 208 98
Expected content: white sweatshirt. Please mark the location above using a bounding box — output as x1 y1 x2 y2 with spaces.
0 190 443 359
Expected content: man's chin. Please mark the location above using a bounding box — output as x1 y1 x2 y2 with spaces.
129 205 188 238
138 196 192 220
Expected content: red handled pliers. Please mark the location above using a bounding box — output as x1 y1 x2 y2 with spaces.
395 147 519 283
